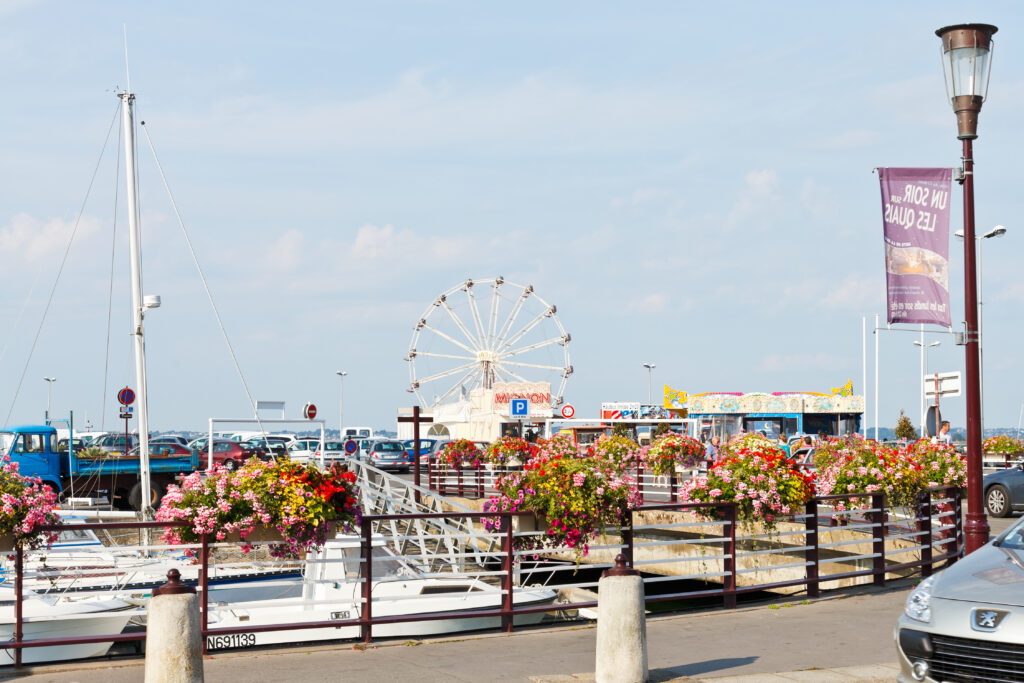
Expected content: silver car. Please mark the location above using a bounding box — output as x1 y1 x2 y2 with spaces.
896 518 1024 681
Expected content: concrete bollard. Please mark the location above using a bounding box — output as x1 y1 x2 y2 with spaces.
595 554 648 683
145 569 204 683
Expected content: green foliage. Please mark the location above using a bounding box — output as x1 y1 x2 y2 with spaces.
653 422 671 438
612 422 633 438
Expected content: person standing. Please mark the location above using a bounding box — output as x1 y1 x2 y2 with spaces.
932 421 952 446
705 435 720 459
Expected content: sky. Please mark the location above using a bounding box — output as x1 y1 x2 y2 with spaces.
1 1 1023 435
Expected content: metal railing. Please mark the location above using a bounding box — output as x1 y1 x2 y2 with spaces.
0 486 962 668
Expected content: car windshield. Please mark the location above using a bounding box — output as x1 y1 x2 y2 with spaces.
0 433 14 454
995 518 1024 549
375 442 402 452
324 442 343 451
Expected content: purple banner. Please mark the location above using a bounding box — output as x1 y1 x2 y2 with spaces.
878 167 953 326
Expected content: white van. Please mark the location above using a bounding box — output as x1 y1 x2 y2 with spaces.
343 427 374 440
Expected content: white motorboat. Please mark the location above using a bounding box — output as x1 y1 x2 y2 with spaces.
205 536 557 650
9 525 300 602
0 585 135 665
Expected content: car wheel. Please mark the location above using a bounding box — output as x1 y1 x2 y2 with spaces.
224 459 238 472
987 484 1011 518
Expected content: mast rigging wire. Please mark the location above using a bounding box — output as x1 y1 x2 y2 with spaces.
4 103 122 426
139 122 266 435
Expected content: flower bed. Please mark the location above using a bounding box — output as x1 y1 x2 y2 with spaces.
483 448 640 558
157 459 360 559
642 433 705 476
436 438 483 468
679 434 814 524
0 460 59 551
813 436 966 512
814 436 920 510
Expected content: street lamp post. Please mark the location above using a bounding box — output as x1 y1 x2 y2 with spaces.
955 225 1007 443
936 23 997 554
912 341 940 434
642 362 656 405
43 377 56 422
336 371 347 438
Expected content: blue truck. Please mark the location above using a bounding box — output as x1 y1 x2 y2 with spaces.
0 425 201 510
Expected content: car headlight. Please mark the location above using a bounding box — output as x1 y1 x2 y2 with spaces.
904 575 935 623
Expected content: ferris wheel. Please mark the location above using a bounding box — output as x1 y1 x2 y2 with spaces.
406 277 572 408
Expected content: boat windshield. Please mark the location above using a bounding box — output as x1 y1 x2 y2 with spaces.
0 433 14 455
362 547 412 579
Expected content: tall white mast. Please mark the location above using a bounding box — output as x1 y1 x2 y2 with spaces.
120 89 153 516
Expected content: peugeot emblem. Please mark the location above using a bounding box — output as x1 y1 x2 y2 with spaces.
972 608 1010 632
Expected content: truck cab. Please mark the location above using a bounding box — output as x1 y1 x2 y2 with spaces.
0 426 64 492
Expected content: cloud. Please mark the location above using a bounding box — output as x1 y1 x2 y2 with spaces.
816 129 881 150
800 179 840 219
0 213 99 263
611 187 667 208
161 69 695 155
726 170 781 230
635 293 669 313
761 352 845 372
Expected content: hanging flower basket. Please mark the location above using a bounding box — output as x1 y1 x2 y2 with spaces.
157 460 360 559
0 460 60 553
642 433 705 476
484 451 640 559
437 439 483 468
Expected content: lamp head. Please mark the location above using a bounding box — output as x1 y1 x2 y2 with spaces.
936 23 998 139
984 225 1007 238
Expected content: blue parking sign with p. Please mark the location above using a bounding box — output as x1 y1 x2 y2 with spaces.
511 398 529 418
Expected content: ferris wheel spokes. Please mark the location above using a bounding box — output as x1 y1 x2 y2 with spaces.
493 286 532 351
464 282 488 351
499 306 554 352
413 350 478 361
438 297 482 349
500 335 566 359
421 321 477 355
486 278 503 348
492 364 530 384
434 366 484 405
500 360 567 372
414 360 480 386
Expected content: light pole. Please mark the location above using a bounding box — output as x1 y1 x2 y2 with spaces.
336 371 347 438
912 341 940 434
43 377 56 421
955 225 1006 442
936 22 997 554
642 362 655 405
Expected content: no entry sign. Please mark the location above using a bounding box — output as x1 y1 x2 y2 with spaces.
303 403 318 420
118 387 135 406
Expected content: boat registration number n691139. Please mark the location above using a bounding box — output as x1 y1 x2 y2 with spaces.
206 633 256 650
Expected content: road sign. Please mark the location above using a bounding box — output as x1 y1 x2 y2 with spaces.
344 440 358 455
119 405 133 420
303 403 318 420
561 404 575 419
510 398 529 418
118 387 135 406
924 372 962 398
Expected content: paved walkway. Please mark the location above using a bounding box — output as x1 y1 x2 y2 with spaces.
3 580 914 682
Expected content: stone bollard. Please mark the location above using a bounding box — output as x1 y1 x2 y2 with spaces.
595 554 648 683
145 569 204 683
